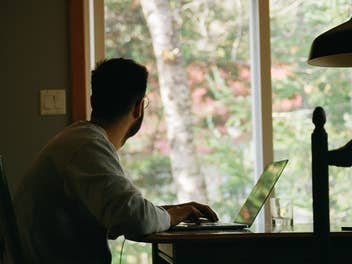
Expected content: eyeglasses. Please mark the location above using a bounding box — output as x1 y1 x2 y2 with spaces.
143 96 150 109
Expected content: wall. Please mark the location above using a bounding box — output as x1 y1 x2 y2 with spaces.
1 0 71 192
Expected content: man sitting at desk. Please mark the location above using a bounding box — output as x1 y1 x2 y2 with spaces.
13 58 218 263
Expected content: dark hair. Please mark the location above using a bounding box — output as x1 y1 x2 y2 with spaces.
91 58 148 124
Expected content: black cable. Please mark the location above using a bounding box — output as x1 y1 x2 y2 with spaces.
119 237 126 264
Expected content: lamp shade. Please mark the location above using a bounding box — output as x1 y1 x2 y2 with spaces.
308 18 352 67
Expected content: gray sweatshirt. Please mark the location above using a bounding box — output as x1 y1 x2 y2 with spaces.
13 121 170 264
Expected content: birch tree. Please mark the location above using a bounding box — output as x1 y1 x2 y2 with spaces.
140 0 207 203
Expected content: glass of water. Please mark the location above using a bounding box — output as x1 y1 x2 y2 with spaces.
270 197 293 227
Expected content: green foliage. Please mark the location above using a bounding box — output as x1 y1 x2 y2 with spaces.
119 152 176 204
105 0 155 64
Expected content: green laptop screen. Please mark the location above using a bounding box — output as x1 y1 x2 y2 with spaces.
235 159 288 225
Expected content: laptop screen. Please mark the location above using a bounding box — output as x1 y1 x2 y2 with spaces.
234 159 288 225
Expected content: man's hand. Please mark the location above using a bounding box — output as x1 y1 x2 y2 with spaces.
162 202 218 226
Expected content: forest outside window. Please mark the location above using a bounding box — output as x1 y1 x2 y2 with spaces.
270 0 352 225
104 0 258 263
105 0 257 220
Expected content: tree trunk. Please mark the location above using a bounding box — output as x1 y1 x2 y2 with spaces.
140 0 207 203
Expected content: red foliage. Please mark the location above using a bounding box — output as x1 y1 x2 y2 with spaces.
197 145 212 154
271 64 292 80
155 139 170 154
273 94 303 112
192 87 207 105
238 66 250 81
187 63 207 86
228 80 249 96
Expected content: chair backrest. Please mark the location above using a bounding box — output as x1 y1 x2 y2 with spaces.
0 155 25 263
311 107 330 236
311 107 332 264
311 106 352 234
311 106 352 263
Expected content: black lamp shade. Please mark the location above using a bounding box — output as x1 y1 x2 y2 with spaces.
308 18 352 67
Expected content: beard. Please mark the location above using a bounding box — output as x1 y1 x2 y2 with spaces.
122 111 144 145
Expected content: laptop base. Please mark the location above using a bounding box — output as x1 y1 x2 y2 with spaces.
170 221 248 231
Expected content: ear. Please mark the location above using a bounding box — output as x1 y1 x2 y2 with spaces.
132 98 144 119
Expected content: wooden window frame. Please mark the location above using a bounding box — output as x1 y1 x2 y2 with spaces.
69 0 105 122
249 0 273 231
69 0 88 122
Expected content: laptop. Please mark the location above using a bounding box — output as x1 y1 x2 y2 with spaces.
170 159 288 231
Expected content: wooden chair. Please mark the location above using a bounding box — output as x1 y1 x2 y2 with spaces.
0 155 25 263
311 106 352 263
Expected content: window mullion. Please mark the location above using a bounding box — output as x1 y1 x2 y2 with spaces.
249 0 274 232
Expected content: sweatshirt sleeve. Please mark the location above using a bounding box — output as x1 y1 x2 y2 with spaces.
63 138 171 239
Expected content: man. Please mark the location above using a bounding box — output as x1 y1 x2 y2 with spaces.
13 58 218 263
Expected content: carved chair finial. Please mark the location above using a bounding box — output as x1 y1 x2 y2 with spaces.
312 106 326 128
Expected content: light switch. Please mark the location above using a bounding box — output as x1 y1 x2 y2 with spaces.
40 90 66 115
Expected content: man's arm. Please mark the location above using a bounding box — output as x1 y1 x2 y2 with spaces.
64 139 170 238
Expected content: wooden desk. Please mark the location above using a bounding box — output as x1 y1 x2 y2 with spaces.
134 224 352 264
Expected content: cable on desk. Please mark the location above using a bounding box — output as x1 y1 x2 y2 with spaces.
119 237 126 264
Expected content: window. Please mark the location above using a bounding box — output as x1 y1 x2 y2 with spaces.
270 0 352 225
104 0 265 262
